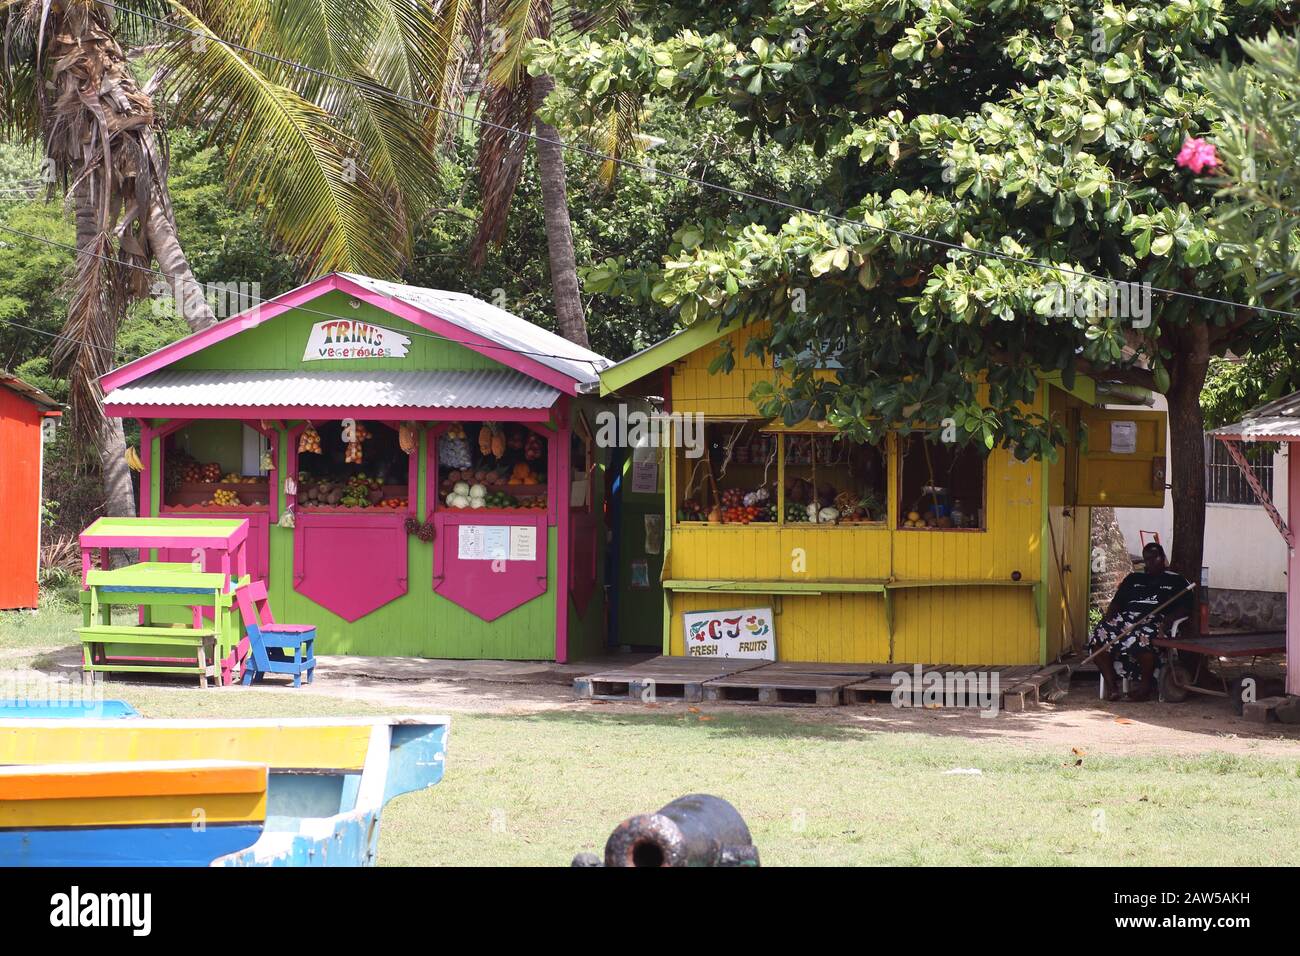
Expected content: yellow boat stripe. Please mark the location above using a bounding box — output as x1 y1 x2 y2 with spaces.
0 723 372 771
0 791 266 829
0 760 265 802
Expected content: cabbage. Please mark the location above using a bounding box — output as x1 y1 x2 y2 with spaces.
445 492 457 506
470 498 485 509
453 481 470 496
469 483 487 499
451 494 470 508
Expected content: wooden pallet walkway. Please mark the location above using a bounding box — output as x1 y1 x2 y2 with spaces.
573 656 766 702
574 658 1072 711
701 661 891 707
841 664 1069 711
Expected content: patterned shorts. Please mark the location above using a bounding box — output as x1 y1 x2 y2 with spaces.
1088 609 1163 681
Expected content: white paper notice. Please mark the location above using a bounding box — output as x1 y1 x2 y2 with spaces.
630 459 659 494
458 525 485 560
483 526 509 560
1110 420 1137 455
508 525 537 562
458 525 509 560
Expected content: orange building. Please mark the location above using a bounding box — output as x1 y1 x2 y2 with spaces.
0 375 61 609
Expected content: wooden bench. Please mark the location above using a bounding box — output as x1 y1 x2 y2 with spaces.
79 563 246 687
77 624 221 687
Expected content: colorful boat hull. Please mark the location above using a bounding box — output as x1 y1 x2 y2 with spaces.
0 759 267 867
0 716 449 866
0 699 139 719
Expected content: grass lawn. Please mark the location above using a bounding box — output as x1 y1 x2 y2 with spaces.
4 602 1300 866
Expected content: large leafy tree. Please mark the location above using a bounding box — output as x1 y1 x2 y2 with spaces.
1205 27 1300 300
534 0 1300 578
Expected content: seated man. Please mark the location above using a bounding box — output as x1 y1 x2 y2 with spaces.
1089 542 1194 702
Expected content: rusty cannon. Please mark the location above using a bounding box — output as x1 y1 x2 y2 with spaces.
572 794 760 867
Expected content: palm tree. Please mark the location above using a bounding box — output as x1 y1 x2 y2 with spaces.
0 0 448 512
0 0 620 516
470 0 588 346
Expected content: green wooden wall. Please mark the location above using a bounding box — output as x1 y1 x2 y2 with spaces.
266 424 560 659
173 290 504 373
175 420 244 473
139 290 601 660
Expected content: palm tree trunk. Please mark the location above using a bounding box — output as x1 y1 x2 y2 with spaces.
72 179 136 523
145 191 217 332
532 74 589 349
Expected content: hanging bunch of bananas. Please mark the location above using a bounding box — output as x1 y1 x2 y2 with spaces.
124 447 144 472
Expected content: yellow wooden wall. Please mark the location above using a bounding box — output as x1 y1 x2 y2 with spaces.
663 337 1052 665
1044 388 1092 660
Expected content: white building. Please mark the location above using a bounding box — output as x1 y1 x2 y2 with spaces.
1112 393 1288 628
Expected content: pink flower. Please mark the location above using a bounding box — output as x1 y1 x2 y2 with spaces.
1176 136 1219 174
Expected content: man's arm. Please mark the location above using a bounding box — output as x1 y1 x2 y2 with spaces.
1105 574 1136 621
1171 577 1196 620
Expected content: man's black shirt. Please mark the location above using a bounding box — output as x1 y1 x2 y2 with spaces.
1112 569 1194 620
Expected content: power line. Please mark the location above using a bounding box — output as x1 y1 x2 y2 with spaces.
98 0 1300 322
0 221 608 367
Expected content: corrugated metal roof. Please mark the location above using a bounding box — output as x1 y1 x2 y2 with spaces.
339 273 612 387
0 373 61 411
1209 390 1300 441
102 369 560 410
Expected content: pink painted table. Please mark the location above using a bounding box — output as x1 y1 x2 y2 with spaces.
79 516 250 592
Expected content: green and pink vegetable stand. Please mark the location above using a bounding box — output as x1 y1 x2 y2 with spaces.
96 273 612 662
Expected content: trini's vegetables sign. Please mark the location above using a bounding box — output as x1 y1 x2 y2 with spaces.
303 319 412 360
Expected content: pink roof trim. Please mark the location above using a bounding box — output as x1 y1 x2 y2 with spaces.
107 404 551 422
100 273 586 396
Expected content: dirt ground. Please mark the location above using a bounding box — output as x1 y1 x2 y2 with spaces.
24 643 1300 759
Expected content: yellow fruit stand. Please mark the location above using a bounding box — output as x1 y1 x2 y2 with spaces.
599 320 1166 666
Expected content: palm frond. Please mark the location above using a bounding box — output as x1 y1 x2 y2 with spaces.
54 230 125 452
470 0 551 265
486 0 548 89
162 1 403 275
468 70 533 266
595 87 640 188
0 3 46 144
419 0 475 145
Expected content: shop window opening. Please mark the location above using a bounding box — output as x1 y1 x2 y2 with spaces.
897 432 986 530
677 421 777 524
297 420 409 511
163 421 270 511
571 414 595 511
676 421 888 526
436 421 548 512
782 433 887 525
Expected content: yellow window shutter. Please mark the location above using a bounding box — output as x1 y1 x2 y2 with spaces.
1075 409 1167 508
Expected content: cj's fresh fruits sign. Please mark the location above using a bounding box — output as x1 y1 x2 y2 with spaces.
684 607 776 659
303 320 412 360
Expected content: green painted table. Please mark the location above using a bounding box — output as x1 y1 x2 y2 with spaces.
77 562 249 687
